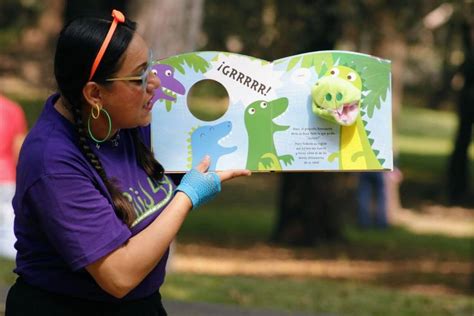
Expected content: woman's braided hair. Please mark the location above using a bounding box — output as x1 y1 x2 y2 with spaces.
54 15 164 226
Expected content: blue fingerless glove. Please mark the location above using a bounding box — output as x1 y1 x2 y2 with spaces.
176 169 221 209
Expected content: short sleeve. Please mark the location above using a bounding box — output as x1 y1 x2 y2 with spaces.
27 173 132 271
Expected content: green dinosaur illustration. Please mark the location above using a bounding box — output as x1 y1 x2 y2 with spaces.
311 64 385 170
244 97 294 170
285 52 389 170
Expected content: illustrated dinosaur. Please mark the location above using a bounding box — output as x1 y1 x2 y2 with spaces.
187 121 237 171
244 97 294 170
150 64 186 111
311 65 383 170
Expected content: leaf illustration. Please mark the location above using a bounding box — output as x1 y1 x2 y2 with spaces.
333 53 390 118
286 56 302 71
314 53 334 77
159 53 211 75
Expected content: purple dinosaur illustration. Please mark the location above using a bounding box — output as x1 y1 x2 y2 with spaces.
151 64 186 105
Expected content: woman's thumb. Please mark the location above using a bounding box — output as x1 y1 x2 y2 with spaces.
195 155 211 173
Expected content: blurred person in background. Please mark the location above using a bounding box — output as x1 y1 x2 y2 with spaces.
0 94 27 259
357 171 388 229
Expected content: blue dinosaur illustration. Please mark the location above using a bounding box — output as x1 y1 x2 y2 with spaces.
151 64 186 111
187 121 237 171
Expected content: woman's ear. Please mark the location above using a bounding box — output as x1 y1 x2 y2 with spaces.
82 82 103 107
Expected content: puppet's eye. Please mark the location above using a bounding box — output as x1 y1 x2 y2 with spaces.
347 72 357 81
260 102 267 109
330 68 339 76
248 108 256 115
165 69 172 77
151 69 158 76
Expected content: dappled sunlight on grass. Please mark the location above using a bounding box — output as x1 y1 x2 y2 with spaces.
343 225 473 260
161 284 194 301
397 106 474 161
161 273 474 316
398 107 456 139
398 136 454 155
397 106 474 207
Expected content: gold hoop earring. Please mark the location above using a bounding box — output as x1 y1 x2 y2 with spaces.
91 103 101 119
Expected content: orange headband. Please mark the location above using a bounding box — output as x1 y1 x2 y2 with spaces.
88 9 125 81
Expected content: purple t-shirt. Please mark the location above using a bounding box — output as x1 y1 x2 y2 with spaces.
13 94 176 302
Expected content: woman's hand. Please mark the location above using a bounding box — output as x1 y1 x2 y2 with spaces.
195 155 252 182
176 156 251 209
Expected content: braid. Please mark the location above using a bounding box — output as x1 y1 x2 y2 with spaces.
54 16 139 227
131 129 164 182
71 105 136 226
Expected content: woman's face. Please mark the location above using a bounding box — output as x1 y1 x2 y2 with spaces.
100 34 160 130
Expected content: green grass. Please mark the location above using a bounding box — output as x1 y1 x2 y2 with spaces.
162 273 474 316
177 174 278 245
178 205 275 245
397 107 474 206
343 226 473 260
397 107 456 140
0 257 15 287
179 200 473 261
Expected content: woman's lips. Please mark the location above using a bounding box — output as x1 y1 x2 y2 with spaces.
144 95 155 111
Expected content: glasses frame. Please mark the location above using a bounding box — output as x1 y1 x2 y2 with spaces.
105 50 154 90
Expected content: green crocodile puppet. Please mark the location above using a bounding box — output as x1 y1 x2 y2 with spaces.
244 97 294 170
311 66 383 170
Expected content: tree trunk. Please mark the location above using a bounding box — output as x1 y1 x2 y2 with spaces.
129 0 204 59
370 9 408 221
272 173 349 245
18 0 64 89
448 10 474 206
272 1 345 246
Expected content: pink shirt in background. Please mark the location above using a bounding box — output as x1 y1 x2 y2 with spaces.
0 94 27 183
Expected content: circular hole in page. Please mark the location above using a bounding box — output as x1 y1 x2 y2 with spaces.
187 79 230 121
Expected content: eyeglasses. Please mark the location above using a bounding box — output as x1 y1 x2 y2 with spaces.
105 49 155 90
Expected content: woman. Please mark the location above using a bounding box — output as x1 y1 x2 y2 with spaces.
5 9 250 315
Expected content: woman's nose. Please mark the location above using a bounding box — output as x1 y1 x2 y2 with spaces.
147 71 160 93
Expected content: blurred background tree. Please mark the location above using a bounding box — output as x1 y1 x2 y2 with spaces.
129 0 204 58
447 2 474 205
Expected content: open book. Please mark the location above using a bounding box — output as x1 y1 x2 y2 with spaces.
150 50 392 172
